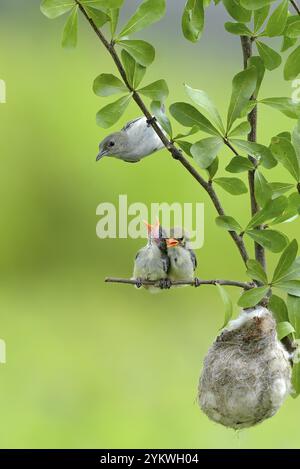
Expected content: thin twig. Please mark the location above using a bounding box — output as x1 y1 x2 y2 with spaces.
290 0 300 15
240 36 266 272
105 277 253 289
76 1 249 265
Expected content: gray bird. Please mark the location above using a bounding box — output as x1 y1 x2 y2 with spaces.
133 220 170 292
166 228 197 285
96 116 164 163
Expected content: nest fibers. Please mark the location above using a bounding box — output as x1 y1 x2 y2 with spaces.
198 307 292 429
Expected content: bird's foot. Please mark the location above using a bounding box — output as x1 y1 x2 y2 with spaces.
147 116 157 127
159 278 172 290
194 277 201 288
135 278 143 289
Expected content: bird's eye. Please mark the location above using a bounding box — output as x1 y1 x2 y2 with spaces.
109 141 115 147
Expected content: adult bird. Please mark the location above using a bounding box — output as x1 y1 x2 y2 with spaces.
133 220 170 292
96 117 164 163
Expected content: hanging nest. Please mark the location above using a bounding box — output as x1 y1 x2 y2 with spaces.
198 307 292 429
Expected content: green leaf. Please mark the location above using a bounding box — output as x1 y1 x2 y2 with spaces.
291 362 300 398
226 156 254 173
246 229 288 253
191 137 223 169
117 40 155 67
138 80 169 102
269 294 289 323
287 294 300 336
256 41 282 71
284 45 300 81
254 5 270 33
81 0 124 8
264 0 288 37
216 284 233 329
254 170 272 207
121 50 146 88
227 67 257 132
214 177 248 195
222 0 251 22
173 125 200 140
93 73 127 97
248 56 265 95
206 156 219 179
96 94 131 128
269 194 300 225
176 140 192 156
238 286 270 308
231 138 277 168
270 136 300 181
169 102 221 136
118 0 166 38
260 97 300 119
215 215 242 232
277 321 295 340
292 120 300 161
272 239 298 284
286 18 300 38
290 193 300 213
228 121 251 137
151 101 173 137
246 196 288 229
281 35 297 53
185 84 224 133
277 280 300 296
246 259 268 284
61 6 78 49
40 0 75 19
85 6 110 27
269 182 295 197
182 0 205 43
239 0 276 10
225 22 252 36
110 8 120 36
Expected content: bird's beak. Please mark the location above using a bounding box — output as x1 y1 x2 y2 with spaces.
96 149 107 161
166 238 179 248
143 220 153 235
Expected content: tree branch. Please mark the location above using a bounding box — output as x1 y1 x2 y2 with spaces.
105 277 253 289
290 0 300 15
240 36 266 272
76 0 249 266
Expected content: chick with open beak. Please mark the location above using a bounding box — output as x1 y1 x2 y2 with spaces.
132 220 170 292
166 228 197 285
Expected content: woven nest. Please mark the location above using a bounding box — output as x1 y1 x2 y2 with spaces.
198 307 292 429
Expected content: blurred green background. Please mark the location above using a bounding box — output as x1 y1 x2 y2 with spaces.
0 0 300 449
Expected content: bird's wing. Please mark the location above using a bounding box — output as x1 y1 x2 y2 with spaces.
122 117 143 132
135 249 143 261
162 252 171 274
188 249 197 271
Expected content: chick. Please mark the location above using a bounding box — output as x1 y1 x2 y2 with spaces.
133 220 170 292
166 228 197 285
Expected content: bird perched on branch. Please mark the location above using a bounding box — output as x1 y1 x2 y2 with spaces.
166 228 197 285
96 116 164 163
133 220 170 292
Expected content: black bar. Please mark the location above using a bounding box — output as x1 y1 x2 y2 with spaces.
0 449 298 467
